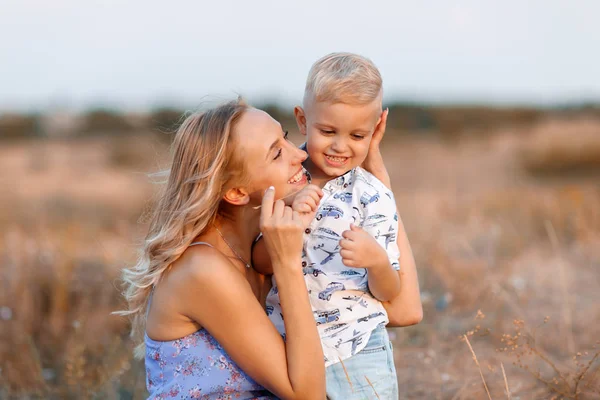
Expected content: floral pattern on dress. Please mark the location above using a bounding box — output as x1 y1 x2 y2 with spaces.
145 329 275 399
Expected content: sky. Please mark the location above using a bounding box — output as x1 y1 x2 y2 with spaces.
1 0 599 112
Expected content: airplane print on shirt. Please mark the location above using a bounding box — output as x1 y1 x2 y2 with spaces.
335 330 366 356
376 226 397 249
313 243 340 266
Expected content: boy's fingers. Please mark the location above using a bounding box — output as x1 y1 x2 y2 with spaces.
340 249 353 259
339 238 355 249
315 186 324 198
342 258 356 268
306 191 320 204
299 204 312 213
260 186 275 221
342 230 357 240
300 196 318 210
306 184 324 198
293 198 315 213
298 205 311 213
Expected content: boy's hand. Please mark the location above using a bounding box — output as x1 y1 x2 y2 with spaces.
291 184 323 229
339 224 389 270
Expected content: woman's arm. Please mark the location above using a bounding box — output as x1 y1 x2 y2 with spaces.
382 214 423 326
362 109 423 326
178 189 325 400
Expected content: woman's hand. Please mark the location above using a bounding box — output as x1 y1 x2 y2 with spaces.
362 108 392 189
260 186 304 267
370 108 388 152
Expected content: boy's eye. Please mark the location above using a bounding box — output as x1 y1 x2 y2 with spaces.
320 129 335 134
352 134 365 140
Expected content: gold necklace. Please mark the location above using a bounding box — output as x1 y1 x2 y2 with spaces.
214 225 251 269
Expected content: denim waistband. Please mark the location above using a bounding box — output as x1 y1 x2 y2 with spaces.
364 325 389 347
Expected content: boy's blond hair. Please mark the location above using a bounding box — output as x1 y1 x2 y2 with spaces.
304 52 382 106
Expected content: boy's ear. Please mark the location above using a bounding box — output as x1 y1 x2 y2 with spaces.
222 187 250 206
294 106 307 136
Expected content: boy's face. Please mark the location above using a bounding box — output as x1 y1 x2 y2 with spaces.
295 97 382 180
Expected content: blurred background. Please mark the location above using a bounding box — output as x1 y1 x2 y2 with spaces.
1 1 599 399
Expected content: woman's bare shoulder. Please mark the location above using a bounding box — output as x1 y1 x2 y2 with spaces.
173 244 234 282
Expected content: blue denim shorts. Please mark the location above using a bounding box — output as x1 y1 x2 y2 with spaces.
325 326 398 399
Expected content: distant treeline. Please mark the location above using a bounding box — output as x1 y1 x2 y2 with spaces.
1 103 600 141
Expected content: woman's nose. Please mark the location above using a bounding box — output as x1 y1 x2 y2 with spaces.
295 147 308 163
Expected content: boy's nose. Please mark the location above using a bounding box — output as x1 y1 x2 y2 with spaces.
330 138 348 153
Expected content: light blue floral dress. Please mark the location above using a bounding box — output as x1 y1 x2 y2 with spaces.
145 329 276 399
145 242 277 400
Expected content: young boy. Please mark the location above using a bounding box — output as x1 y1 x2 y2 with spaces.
256 53 416 399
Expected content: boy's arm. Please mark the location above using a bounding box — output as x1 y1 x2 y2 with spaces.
382 214 423 326
364 255 401 302
340 184 401 302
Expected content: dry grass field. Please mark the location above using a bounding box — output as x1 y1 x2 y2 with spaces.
1 114 599 399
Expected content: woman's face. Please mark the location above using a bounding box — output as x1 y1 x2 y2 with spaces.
235 108 308 205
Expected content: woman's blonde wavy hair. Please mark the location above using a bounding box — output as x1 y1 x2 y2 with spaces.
117 98 250 358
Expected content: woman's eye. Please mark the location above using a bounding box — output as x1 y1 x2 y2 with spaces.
283 130 289 140
274 149 282 160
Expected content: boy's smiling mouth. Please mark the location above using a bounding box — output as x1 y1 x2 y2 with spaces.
324 154 349 167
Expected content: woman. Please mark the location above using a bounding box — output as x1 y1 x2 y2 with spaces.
119 99 326 399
